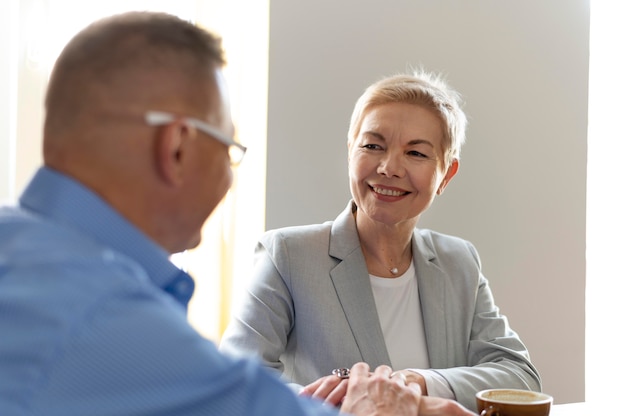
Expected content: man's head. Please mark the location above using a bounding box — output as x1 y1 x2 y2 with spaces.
43 11 240 253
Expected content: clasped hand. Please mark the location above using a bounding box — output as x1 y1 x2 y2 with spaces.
299 363 475 416
300 366 425 407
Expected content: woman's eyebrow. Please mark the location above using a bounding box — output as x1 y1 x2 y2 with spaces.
362 130 385 140
362 131 435 148
407 139 434 148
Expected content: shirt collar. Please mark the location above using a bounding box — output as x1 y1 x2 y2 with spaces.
18 167 194 307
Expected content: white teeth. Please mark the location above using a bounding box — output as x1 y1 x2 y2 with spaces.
372 187 404 197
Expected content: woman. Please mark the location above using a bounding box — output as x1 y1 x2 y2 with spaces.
219 70 541 412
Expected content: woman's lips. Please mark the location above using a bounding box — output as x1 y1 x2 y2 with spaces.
370 185 409 197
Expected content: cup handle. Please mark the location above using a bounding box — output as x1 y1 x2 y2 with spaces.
480 406 498 416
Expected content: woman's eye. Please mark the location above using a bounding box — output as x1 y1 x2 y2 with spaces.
362 143 382 150
408 150 428 158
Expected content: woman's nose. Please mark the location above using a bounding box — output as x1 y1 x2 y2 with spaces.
377 151 404 177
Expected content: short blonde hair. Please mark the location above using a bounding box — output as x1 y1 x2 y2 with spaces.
347 70 467 166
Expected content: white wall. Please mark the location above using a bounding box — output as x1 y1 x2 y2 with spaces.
266 0 589 405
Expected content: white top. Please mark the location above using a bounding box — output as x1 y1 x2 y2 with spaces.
370 262 455 399
369 262 429 369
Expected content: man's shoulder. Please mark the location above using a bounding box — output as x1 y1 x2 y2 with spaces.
0 205 149 299
3 205 111 260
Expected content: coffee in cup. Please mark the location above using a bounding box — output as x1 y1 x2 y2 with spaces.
476 388 553 416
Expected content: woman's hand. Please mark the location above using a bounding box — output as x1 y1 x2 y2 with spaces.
299 372 349 407
392 369 428 396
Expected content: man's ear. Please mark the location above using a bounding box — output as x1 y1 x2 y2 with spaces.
437 158 459 195
154 119 191 187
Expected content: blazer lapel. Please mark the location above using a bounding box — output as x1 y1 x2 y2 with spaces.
326 202 450 369
413 231 449 368
328 201 391 368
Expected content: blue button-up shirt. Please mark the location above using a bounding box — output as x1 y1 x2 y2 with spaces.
0 167 339 416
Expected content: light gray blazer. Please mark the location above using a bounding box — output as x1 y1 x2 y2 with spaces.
220 201 541 410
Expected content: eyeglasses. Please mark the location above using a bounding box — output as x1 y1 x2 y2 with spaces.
145 110 247 165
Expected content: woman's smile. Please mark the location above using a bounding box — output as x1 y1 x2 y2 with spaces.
369 184 410 199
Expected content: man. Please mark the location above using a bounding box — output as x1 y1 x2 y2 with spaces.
0 11 474 416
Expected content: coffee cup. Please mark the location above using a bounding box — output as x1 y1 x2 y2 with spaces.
476 388 553 416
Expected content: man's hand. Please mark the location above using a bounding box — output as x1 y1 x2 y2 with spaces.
300 367 429 407
302 363 477 415
339 363 421 415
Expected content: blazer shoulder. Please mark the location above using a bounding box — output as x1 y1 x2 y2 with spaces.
416 228 480 264
260 201 359 262
260 221 333 253
262 221 333 238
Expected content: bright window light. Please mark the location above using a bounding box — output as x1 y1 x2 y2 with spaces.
586 1 626 406
8 0 268 342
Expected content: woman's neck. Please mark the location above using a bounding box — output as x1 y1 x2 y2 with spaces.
355 211 415 278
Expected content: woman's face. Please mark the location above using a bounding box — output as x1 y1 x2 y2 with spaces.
348 101 458 228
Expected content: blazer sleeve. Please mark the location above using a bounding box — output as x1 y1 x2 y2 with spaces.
219 234 294 378
433 239 542 410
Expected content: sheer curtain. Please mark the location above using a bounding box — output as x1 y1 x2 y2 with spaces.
2 0 268 342
0 1 19 202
